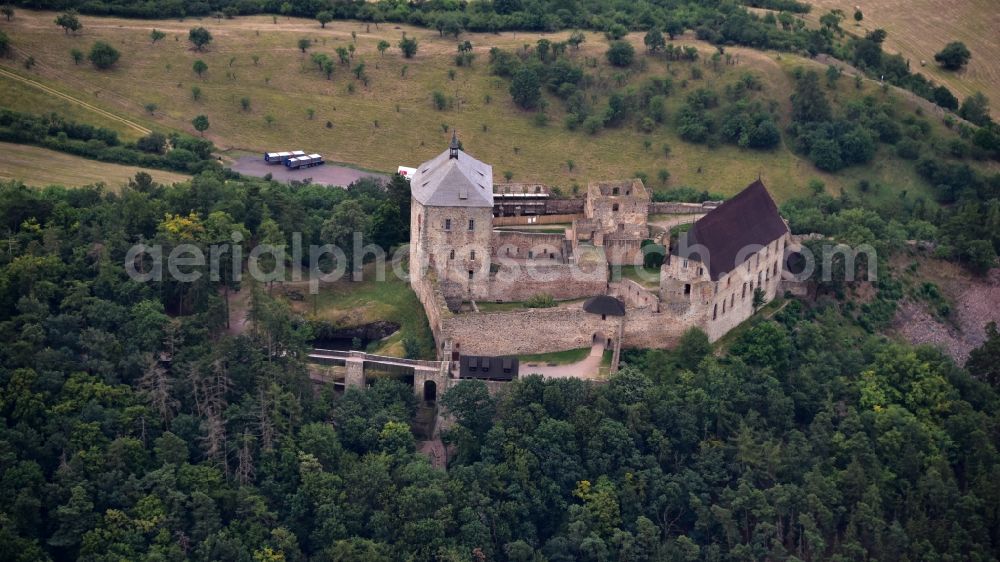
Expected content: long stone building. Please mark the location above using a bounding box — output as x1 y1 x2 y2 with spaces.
409 137 792 360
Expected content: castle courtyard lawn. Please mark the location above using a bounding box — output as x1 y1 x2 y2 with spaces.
518 347 591 365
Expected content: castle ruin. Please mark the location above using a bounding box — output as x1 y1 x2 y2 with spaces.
408 137 792 363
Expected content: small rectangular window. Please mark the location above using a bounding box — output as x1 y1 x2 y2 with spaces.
468 219 475 231
444 218 451 230
470 250 476 260
468 270 474 280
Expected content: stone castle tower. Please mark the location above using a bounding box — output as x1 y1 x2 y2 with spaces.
409 134 494 300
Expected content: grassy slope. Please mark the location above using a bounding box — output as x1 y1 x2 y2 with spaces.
0 74 147 142
0 141 189 187
282 263 435 358
802 0 999 117
0 9 970 203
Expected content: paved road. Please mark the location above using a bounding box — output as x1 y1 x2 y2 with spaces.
231 156 387 188
521 342 606 379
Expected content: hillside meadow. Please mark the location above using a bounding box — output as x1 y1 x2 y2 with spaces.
803 0 999 118
0 9 971 202
0 141 189 188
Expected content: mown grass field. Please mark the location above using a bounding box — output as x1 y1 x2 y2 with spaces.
803 0 999 118
0 141 189 187
0 9 967 202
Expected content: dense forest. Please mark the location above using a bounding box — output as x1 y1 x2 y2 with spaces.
1 169 999 561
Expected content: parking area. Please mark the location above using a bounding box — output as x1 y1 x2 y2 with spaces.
230 156 387 187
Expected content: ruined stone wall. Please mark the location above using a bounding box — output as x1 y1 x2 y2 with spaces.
611 279 660 310
484 261 607 302
546 199 586 215
491 231 567 261
493 213 580 226
604 238 644 266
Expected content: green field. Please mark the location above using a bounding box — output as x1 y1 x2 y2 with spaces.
0 9 972 202
0 141 190 187
803 0 999 119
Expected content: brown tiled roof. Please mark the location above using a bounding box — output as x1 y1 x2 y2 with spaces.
676 179 788 280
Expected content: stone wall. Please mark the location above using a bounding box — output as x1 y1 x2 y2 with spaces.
493 213 580 226
611 279 660 310
441 303 690 356
586 190 649 233
604 237 644 266
484 260 607 302
491 231 567 261
649 201 716 215
546 199 586 215
442 306 622 356
411 270 453 355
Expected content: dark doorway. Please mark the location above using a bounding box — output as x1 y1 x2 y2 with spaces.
423 380 437 402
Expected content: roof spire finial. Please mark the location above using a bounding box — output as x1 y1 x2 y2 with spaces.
449 131 459 159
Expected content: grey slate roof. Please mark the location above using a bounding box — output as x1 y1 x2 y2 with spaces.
410 145 494 208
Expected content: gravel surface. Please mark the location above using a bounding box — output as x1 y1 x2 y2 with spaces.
230 156 387 187
894 268 1000 365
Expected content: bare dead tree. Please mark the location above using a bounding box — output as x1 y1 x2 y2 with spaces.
138 353 178 423
235 429 256 486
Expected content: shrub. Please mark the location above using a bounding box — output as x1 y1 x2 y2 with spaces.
606 40 635 67
525 294 556 308
88 41 120 69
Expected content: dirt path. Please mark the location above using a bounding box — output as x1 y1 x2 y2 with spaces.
522 342 606 379
225 287 252 335
417 437 447 469
0 63 151 136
